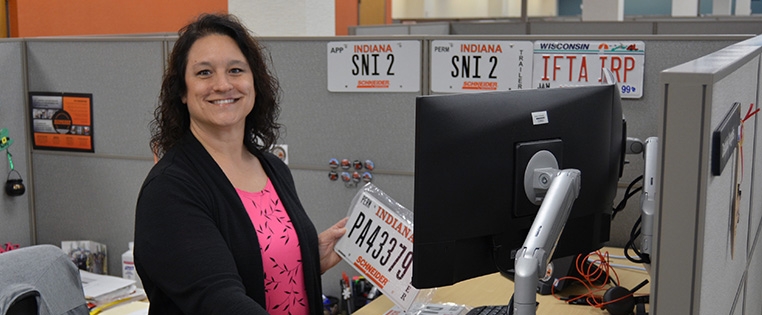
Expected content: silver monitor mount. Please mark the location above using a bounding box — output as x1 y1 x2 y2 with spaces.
513 150 581 315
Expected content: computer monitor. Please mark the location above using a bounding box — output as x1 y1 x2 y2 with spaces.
411 83 624 289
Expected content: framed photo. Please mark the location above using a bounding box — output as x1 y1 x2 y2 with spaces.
29 92 94 152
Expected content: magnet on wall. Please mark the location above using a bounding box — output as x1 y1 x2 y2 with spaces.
270 144 288 164
353 160 363 170
340 172 351 182
328 170 339 181
340 159 351 170
364 160 375 171
329 158 339 169
352 171 361 183
362 172 373 183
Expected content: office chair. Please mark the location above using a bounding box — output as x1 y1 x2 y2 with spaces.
0 244 89 315
7 292 37 315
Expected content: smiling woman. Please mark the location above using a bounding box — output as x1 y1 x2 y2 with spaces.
134 14 349 315
183 34 256 139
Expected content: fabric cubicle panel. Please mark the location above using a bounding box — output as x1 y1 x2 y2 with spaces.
655 20 762 35
0 39 33 247
697 50 757 315
655 38 762 314
583 37 749 250
739 36 762 315
25 38 162 276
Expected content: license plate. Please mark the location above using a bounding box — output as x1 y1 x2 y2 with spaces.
335 187 419 310
532 41 645 98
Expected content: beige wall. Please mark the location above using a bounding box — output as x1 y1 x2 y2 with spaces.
360 0 387 25
229 0 335 36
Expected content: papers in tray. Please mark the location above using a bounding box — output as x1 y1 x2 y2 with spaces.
80 270 137 304
89 291 147 315
98 301 149 315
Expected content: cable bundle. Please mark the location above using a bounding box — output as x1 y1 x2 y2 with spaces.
551 250 644 310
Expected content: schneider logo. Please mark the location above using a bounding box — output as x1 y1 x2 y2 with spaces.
538 43 591 50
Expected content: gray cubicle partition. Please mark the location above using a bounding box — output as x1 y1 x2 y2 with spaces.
25 38 164 275
526 21 655 35
450 21 530 35
655 36 762 314
353 18 762 36
6 33 757 301
0 39 33 248
655 20 762 35
531 19 762 35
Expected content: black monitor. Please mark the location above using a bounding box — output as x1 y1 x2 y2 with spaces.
411 83 624 289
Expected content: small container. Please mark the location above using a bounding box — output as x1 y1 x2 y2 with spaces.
122 242 143 288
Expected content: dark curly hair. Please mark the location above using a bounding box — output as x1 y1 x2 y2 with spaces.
150 13 281 156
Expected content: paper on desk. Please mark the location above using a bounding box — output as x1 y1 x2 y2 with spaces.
99 301 149 315
384 303 468 315
80 270 136 301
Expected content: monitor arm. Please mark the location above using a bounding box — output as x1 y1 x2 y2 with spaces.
640 136 659 262
513 167 581 315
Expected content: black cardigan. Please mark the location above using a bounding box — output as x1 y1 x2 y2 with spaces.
134 133 322 314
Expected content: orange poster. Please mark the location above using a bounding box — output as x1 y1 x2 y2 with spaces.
29 92 94 152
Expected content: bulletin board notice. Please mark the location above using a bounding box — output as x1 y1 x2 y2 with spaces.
29 92 94 152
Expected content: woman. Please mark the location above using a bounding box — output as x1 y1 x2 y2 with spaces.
134 13 348 315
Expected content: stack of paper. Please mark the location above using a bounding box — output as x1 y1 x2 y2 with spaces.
80 270 146 312
99 301 149 315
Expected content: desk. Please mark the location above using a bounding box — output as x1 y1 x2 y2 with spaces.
352 247 650 315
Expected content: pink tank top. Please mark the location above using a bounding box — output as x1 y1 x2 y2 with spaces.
237 179 309 315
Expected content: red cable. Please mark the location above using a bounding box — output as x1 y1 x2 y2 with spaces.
551 250 640 309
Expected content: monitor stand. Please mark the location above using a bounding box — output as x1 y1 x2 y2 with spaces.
512 150 581 315
639 136 658 268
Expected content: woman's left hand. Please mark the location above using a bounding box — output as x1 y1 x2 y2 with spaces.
319 217 349 274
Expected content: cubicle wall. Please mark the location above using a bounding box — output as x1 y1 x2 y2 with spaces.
0 34 753 300
0 39 32 248
654 36 762 314
24 38 165 277
352 18 762 36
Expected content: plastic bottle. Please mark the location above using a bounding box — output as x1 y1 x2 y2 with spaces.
122 242 143 288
